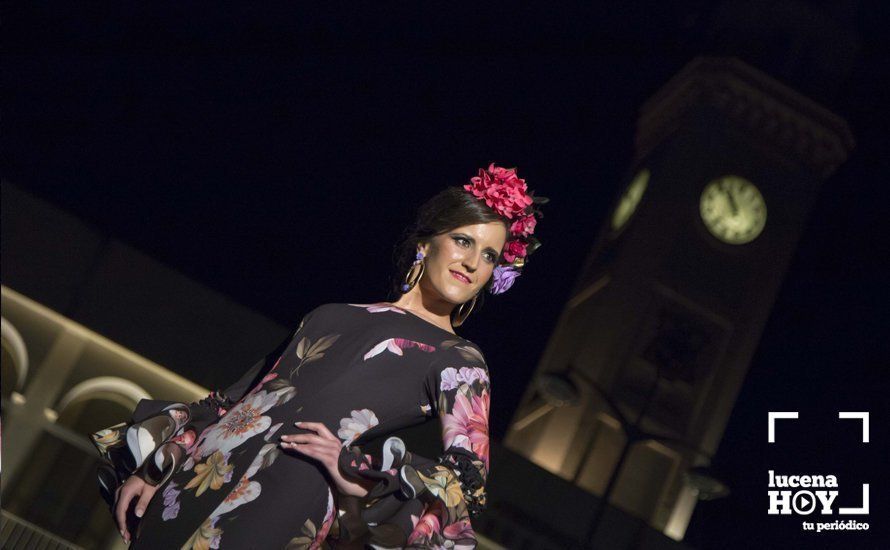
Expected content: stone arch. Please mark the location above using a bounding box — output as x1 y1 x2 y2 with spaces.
1 316 29 392
56 376 151 414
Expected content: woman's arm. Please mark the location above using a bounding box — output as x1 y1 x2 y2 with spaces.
329 354 490 548
127 320 301 484
405 357 490 539
92 309 318 530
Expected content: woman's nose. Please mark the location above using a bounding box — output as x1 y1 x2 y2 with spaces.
463 252 480 271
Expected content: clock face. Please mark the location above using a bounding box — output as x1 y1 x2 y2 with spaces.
700 176 767 244
611 168 650 232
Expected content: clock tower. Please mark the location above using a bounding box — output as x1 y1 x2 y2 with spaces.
503 57 854 541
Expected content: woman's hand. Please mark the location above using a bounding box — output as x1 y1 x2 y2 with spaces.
115 474 158 544
279 421 375 498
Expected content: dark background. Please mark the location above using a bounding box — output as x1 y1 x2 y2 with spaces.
3 2 887 547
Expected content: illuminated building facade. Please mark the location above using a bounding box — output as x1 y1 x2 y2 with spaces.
1 184 290 548
503 57 853 544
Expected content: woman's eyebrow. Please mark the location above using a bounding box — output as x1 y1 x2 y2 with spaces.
454 233 499 254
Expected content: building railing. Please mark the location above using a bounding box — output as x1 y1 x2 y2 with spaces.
1 509 83 550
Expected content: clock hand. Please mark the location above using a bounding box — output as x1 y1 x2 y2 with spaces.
725 190 739 216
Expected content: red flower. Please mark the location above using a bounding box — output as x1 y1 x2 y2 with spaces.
510 214 537 237
502 239 528 264
463 163 534 220
171 429 196 450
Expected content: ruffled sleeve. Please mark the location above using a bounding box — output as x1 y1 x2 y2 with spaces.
331 350 490 548
89 310 315 511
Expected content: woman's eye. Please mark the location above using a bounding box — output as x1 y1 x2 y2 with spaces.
454 236 494 262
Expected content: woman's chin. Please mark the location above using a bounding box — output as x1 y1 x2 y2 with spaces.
447 290 476 304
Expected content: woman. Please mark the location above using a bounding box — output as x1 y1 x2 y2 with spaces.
90 163 546 549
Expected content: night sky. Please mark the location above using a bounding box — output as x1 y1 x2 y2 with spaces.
4 2 888 547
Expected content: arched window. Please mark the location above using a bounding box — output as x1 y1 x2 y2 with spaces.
1 316 29 401
55 376 151 434
2 377 152 548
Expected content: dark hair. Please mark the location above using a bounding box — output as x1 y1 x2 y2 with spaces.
388 186 510 312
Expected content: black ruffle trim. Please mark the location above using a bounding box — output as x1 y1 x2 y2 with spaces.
438 447 487 518
194 391 234 415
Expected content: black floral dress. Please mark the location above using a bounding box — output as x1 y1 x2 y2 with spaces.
94 302 491 549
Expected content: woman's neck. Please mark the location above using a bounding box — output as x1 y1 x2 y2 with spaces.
387 294 456 335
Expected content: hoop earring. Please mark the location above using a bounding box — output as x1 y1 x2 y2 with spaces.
401 251 425 293
452 294 478 327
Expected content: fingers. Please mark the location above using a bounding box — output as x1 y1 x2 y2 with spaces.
279 432 340 466
135 483 158 518
280 433 331 446
279 434 340 458
280 421 343 470
280 440 335 464
294 421 337 441
115 483 136 542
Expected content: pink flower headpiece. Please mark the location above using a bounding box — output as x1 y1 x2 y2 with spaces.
463 163 548 295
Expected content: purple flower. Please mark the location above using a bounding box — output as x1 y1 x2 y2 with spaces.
490 265 520 294
473 367 489 385
440 368 461 391
162 501 180 521
458 367 478 385
162 482 181 505
162 482 181 521
209 516 222 549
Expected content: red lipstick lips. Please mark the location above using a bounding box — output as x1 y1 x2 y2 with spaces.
450 270 471 284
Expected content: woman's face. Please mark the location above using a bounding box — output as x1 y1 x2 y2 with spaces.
418 221 508 305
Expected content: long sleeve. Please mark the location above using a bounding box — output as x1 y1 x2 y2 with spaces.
90 310 315 507
331 349 491 549
136 317 299 447
406 354 490 544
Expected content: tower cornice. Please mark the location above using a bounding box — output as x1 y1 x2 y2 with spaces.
635 56 855 178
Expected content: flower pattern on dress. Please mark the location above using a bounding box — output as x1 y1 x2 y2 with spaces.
263 377 298 406
195 390 278 459
440 366 490 391
210 474 262 518
285 489 334 550
443 518 477 546
291 333 340 377
454 344 486 364
93 303 492 549
333 352 490 549
347 302 407 314
184 450 234 496
417 467 465 507
458 366 489 386
337 408 379 446
440 368 462 391
407 510 440 546
181 515 222 550
162 481 182 521
264 422 283 442
442 388 490 470
244 443 280 479
363 337 436 360
182 442 281 546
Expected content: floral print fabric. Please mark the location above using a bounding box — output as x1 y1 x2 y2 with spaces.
97 302 490 549
333 354 491 549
